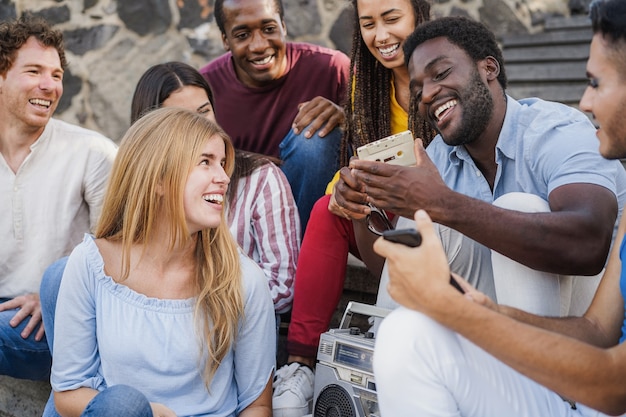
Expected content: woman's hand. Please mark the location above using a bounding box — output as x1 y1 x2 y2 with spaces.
328 187 366 220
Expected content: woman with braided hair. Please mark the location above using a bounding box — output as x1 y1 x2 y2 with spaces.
272 1 434 416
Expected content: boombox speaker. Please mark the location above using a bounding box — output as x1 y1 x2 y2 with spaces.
312 302 391 417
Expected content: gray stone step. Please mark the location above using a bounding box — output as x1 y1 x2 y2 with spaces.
0 376 49 417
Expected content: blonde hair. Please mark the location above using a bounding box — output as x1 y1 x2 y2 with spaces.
96 107 242 384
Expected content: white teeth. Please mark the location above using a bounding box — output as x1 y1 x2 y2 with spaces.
252 56 272 65
434 100 457 121
30 98 51 107
378 44 399 56
203 194 223 204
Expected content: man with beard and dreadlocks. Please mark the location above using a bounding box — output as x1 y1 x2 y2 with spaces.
335 16 626 318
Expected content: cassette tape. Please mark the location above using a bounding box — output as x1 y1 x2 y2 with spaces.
356 130 416 166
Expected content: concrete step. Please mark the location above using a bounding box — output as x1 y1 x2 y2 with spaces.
0 376 49 417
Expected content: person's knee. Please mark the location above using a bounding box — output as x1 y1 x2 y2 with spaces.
84 385 151 417
281 125 341 160
375 308 437 372
40 257 68 306
311 195 331 214
493 192 549 213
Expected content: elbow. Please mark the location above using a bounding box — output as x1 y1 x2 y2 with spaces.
565 243 610 276
596 398 626 416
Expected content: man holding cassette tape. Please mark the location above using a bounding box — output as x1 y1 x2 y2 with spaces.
373 1 626 415
335 15 626 318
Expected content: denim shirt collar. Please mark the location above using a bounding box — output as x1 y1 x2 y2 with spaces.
447 94 518 166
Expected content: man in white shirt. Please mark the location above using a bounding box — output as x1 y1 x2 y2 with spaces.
0 15 117 380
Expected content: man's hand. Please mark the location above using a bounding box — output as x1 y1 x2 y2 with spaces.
350 139 451 219
0 293 45 341
292 96 345 138
374 210 456 312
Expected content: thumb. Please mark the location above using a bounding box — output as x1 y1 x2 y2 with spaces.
413 209 438 244
413 138 428 166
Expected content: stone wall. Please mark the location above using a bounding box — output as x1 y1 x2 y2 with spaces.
1 0 590 142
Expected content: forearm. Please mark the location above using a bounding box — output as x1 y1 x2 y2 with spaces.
54 387 99 417
432 297 626 414
352 219 385 277
498 304 613 346
434 194 613 275
239 377 272 417
239 405 272 417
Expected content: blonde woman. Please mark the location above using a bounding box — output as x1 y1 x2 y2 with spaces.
46 108 275 417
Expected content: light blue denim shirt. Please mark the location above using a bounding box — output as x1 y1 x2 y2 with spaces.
377 95 626 316
51 235 275 417
426 95 626 230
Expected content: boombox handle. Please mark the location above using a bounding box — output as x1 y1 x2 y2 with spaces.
339 301 392 329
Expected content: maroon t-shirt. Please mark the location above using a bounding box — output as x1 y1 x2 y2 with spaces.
200 42 350 157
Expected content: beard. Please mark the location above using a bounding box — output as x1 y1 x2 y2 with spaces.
440 69 494 147
598 94 626 160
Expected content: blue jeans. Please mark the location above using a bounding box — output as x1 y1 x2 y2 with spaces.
39 257 68 417
279 124 341 233
39 256 68 354
0 286 52 380
43 385 152 417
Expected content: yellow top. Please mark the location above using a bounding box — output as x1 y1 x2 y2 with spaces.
325 79 409 194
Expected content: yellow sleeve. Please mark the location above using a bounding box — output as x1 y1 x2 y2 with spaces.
325 170 341 195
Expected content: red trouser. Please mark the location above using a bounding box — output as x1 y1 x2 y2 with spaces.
286 194 360 358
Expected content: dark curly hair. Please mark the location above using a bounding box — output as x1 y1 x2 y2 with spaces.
403 16 507 90
0 14 67 76
214 0 285 35
340 0 435 167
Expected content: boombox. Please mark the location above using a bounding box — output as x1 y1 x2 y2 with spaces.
312 302 391 417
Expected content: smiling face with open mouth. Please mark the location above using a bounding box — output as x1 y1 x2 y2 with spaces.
183 134 231 234
408 37 495 147
220 0 288 88
0 37 63 132
358 0 416 72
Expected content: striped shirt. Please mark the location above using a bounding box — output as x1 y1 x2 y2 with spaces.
227 162 301 314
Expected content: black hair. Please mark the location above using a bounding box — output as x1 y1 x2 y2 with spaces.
130 61 214 124
214 0 285 35
340 0 435 167
130 61 280 207
590 0 626 42
403 16 507 90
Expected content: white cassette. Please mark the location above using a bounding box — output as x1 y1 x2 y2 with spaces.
356 130 416 166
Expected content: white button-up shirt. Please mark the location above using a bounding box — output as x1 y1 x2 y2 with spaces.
0 118 117 298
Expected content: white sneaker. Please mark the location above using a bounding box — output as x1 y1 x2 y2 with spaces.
273 362 315 417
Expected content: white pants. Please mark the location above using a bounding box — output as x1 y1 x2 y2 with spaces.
491 193 602 316
373 307 618 417
377 193 602 317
